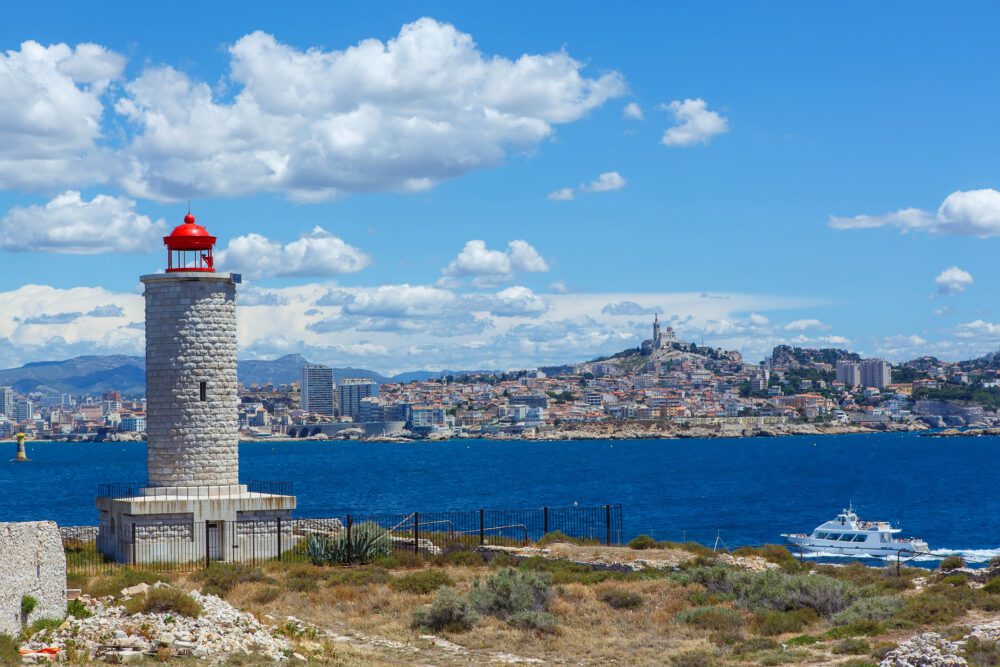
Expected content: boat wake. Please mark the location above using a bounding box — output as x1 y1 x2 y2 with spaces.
796 546 1000 565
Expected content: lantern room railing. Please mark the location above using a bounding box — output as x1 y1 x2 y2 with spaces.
167 248 215 272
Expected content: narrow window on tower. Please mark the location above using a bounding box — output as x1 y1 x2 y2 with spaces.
199 381 207 402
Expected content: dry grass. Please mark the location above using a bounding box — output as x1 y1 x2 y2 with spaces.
61 543 997 667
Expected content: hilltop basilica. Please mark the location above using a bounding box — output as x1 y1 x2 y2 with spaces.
641 314 679 354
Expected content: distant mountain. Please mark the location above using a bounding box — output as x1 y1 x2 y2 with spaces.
0 353 494 396
0 355 146 395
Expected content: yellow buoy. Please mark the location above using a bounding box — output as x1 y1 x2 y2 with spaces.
14 433 28 462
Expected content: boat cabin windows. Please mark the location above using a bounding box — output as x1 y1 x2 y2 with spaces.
851 534 867 542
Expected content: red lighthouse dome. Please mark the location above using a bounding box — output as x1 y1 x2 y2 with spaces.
164 212 216 272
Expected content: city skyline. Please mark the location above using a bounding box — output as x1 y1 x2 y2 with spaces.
1 2 1000 374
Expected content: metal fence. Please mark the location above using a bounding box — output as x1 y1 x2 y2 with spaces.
64 504 624 575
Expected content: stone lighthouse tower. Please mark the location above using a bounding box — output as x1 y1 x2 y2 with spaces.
97 212 295 563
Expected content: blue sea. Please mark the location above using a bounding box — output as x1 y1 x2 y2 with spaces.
3 432 998 564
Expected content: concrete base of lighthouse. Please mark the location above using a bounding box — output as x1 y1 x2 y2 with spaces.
96 486 296 564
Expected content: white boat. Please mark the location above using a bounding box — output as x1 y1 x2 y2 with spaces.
781 506 930 557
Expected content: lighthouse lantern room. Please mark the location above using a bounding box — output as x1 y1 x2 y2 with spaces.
164 213 216 272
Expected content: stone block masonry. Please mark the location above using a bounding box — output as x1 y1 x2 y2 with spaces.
142 273 239 487
0 521 66 636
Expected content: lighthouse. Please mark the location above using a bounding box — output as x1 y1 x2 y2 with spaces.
97 211 296 564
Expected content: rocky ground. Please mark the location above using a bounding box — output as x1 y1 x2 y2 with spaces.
882 620 1000 666
19 583 294 664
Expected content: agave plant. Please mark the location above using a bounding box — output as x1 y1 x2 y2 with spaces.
306 522 391 565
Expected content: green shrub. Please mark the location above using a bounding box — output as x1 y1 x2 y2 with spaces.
826 620 886 638
0 634 19 664
23 617 62 640
940 555 966 571
833 595 903 625
324 567 391 586
940 574 970 587
507 610 557 632
600 589 643 610
517 556 631 585
307 523 391 565
66 599 91 619
892 592 965 627
437 550 485 567
786 634 820 646
981 576 1000 595
535 530 599 547
20 595 38 618
391 570 453 595
675 606 745 632
833 637 871 655
374 550 426 569
839 661 878 667
469 568 551 619
410 587 478 632
753 608 817 636
252 586 281 604
730 637 779 655
124 587 202 618
668 649 717 667
963 637 1000 666
681 565 859 617
191 563 268 597
755 649 811 666
286 570 319 593
627 534 659 550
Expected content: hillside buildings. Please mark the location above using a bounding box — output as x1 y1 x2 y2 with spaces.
338 378 377 420
861 359 892 389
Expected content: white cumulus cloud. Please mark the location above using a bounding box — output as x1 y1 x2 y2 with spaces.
0 191 165 254
623 102 643 120
581 171 626 193
830 189 1000 237
661 98 729 147
442 239 549 283
114 20 625 202
0 41 125 189
935 266 973 294
547 188 575 201
548 170 625 201
783 318 830 331
216 226 371 279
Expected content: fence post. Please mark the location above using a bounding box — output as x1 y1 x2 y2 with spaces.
479 509 485 545
414 512 420 554
605 504 611 546
346 515 353 563
204 522 210 569
543 506 549 535
277 516 283 562
131 522 137 566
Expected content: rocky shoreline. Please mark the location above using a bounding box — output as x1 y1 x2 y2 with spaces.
921 427 1000 438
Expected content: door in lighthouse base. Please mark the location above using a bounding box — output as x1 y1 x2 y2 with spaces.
207 522 223 561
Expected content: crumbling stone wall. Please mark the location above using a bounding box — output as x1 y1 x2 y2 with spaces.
0 521 66 636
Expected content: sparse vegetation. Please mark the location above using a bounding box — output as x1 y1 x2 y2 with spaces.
601 588 644 609
940 555 966 571
191 562 269 597
627 534 659 550
66 598 92 619
390 569 453 594
0 634 20 664
410 587 478 632
124 587 202 618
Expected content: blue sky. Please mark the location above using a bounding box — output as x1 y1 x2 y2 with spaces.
1 1 999 373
